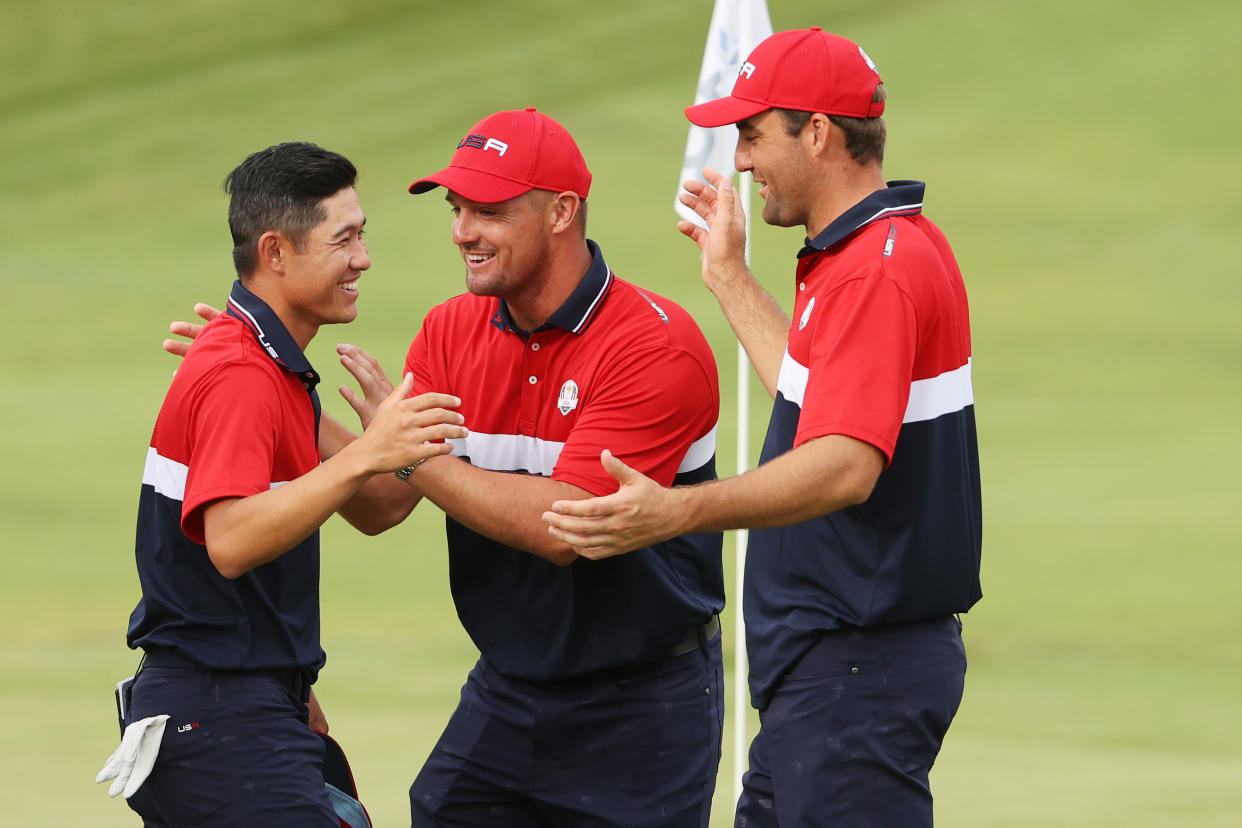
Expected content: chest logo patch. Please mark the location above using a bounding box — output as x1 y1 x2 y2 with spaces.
799 297 816 331
557 379 580 415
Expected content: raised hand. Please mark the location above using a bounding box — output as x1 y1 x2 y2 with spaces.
352 373 466 474
676 168 750 293
336 343 395 431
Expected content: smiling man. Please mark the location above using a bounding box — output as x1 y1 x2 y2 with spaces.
116 142 466 826
544 29 982 828
320 108 725 827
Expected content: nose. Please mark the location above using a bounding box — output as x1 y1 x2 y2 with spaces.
733 137 752 174
351 236 371 271
451 210 478 247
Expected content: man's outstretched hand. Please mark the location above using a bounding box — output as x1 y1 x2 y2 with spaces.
542 450 684 559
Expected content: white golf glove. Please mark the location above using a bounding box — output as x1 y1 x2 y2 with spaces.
96 714 170 798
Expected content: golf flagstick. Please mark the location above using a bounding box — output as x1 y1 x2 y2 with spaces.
675 0 772 805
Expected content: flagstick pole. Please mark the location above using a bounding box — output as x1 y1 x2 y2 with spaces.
733 168 753 803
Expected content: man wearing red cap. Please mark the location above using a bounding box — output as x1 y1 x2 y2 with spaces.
327 108 726 827
545 30 982 826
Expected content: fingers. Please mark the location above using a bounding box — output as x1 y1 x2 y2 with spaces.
394 391 462 413
543 519 627 561
677 221 707 247
162 338 191 357
339 384 366 419
336 343 383 373
716 175 736 216
194 303 222 323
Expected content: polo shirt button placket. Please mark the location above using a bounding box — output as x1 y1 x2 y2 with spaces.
519 334 547 433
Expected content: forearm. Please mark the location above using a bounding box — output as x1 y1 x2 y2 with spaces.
320 412 422 534
706 263 790 397
675 435 884 534
409 456 589 565
204 445 378 578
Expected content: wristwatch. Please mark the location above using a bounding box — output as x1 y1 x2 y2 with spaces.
394 457 428 481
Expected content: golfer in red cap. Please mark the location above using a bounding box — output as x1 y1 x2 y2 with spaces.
346 108 726 827
546 29 982 827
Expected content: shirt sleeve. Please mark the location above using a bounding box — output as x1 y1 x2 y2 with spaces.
404 311 436 395
180 362 283 544
795 270 918 463
553 346 719 495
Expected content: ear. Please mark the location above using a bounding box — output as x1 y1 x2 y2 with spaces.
804 113 836 158
548 191 582 235
256 230 287 274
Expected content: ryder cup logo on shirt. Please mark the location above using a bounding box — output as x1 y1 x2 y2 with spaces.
799 297 816 330
557 380 579 415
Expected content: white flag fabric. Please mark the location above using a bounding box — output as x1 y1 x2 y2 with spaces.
676 0 773 227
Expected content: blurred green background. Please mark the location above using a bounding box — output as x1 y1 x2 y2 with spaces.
2 0 1240 825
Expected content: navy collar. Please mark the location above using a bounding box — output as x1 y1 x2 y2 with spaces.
798 180 926 258
490 239 613 336
224 279 321 391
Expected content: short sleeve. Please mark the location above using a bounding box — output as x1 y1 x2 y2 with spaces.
180 362 283 543
553 347 718 495
796 272 917 462
404 310 437 396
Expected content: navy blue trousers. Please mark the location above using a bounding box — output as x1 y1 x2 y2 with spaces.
124 663 336 827
735 616 966 828
410 633 724 827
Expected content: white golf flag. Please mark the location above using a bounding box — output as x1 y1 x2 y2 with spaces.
675 0 773 228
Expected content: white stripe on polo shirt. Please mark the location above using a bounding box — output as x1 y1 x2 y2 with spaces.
903 358 974 424
143 448 188 502
679 424 717 473
449 425 719 478
774 348 973 422
143 447 292 501
449 432 563 476
775 348 811 408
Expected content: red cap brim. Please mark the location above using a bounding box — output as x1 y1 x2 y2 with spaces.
408 166 533 203
684 95 772 128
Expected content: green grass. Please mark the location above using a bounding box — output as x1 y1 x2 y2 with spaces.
2 0 1240 824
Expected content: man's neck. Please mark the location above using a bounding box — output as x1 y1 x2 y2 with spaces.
805 163 887 240
506 239 594 332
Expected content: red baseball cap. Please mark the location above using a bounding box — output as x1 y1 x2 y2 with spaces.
409 107 592 203
685 28 884 127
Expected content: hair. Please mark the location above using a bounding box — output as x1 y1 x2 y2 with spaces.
776 84 888 166
223 142 358 278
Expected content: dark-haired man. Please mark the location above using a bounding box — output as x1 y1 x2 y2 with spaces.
114 142 466 826
545 29 982 827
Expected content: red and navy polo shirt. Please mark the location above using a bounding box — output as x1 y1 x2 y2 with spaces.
406 240 724 681
745 181 982 710
126 280 326 678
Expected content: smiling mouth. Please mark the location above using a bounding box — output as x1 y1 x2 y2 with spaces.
340 279 358 293
464 252 495 266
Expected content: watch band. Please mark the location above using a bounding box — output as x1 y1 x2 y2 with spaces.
394 457 427 481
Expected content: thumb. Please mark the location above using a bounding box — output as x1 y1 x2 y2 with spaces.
600 449 641 485
386 372 414 403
